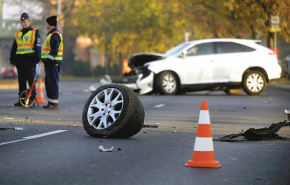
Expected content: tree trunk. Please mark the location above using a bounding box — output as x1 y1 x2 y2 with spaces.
267 31 274 48
62 2 77 75
250 25 256 39
62 25 77 75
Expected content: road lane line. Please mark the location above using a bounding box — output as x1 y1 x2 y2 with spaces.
0 130 68 146
23 130 68 139
154 104 165 108
0 139 28 146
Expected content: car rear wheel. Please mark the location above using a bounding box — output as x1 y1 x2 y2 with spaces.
156 71 179 95
242 71 266 95
82 84 145 138
223 88 243 95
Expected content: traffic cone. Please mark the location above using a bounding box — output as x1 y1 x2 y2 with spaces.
35 78 47 103
185 101 221 168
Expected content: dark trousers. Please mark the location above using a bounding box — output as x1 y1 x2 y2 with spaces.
15 60 36 96
45 64 60 104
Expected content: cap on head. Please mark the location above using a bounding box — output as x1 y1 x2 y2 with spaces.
21 12 29 21
46 16 57 27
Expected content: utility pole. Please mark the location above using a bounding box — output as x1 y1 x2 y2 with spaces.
57 0 62 33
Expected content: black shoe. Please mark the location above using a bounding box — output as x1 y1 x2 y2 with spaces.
43 103 58 109
14 101 22 106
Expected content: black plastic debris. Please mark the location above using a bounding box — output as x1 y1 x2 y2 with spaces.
216 111 290 141
0 127 24 131
143 124 158 128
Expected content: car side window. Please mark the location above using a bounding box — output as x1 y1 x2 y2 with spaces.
187 43 214 56
215 42 245 54
240 45 256 52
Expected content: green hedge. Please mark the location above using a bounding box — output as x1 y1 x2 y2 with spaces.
73 60 91 77
73 60 121 77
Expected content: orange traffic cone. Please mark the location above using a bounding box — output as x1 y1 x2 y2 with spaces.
35 78 47 103
185 101 221 168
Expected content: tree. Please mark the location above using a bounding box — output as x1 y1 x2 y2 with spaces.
223 0 290 47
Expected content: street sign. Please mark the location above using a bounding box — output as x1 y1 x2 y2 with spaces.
269 15 281 32
270 15 281 25
270 25 281 32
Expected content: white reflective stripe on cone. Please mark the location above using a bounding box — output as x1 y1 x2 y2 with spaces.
193 137 214 151
198 111 211 124
36 93 44 97
48 99 58 103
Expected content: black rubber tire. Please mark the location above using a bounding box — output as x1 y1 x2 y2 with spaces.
223 88 243 95
242 71 266 95
156 71 179 95
82 84 145 138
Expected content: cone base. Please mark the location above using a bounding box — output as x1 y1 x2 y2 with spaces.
185 160 221 168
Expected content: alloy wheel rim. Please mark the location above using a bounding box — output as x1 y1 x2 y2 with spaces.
162 74 176 93
246 73 264 93
87 88 124 130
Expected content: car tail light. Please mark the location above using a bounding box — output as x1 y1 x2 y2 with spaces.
268 52 279 62
13 68 17 73
3 68 6 73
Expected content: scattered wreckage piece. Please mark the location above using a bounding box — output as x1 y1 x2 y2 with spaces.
98 145 114 152
82 84 145 138
0 127 24 131
215 111 290 141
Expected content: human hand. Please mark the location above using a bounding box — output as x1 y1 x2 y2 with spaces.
42 59 53 66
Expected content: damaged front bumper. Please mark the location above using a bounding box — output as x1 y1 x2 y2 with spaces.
99 72 154 95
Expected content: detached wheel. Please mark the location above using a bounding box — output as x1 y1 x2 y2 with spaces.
223 88 243 95
82 84 144 138
242 71 266 95
156 71 179 95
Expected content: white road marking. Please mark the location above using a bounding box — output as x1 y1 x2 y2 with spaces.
0 130 68 146
154 104 165 108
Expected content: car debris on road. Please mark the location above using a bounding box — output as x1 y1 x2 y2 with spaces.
215 110 290 141
98 145 114 152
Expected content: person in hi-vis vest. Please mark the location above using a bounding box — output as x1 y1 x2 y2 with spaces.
41 16 63 109
9 12 41 106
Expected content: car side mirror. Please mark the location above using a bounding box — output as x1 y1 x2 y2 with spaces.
180 50 187 58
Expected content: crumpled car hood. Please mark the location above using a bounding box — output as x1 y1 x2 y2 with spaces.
129 52 165 68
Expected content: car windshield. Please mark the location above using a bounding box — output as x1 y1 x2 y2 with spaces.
165 42 191 57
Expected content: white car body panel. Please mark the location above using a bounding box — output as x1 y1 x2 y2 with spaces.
101 38 281 95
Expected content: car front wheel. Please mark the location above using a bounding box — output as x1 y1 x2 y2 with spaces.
156 71 179 95
242 71 266 95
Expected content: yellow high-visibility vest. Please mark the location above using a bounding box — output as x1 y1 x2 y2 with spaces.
15 28 36 55
41 31 63 61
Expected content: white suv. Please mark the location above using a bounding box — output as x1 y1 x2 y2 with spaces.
102 38 281 95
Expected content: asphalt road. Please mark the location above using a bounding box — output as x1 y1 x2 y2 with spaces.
0 81 290 185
